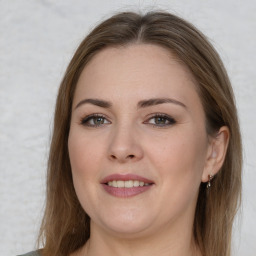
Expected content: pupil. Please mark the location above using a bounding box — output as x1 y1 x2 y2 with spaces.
156 117 166 124
94 117 104 124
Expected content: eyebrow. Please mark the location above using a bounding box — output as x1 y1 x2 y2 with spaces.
75 98 112 109
137 98 187 109
75 97 186 110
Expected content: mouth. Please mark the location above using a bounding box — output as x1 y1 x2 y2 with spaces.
106 180 152 188
101 174 154 198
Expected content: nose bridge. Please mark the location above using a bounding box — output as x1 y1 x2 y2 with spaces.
108 120 143 162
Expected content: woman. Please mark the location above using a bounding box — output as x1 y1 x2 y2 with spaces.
20 10 242 256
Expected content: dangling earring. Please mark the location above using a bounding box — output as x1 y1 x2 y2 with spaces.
207 174 214 189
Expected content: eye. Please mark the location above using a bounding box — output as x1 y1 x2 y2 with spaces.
80 114 111 127
145 114 176 127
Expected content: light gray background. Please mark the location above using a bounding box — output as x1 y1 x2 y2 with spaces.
0 1 255 255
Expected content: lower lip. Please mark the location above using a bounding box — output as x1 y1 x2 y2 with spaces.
102 184 152 197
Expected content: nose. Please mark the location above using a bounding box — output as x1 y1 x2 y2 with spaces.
107 125 144 163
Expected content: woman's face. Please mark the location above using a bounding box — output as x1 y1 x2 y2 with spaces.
68 44 212 237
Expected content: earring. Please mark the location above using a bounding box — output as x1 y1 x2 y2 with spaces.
207 174 214 189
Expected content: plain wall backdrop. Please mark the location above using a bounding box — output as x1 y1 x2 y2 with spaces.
0 1 255 255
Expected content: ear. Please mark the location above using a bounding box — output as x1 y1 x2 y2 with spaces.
201 126 230 182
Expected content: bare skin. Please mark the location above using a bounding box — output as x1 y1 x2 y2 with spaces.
69 44 229 256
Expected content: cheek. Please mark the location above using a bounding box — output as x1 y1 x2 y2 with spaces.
146 128 207 195
68 130 102 175
68 130 103 196
151 129 206 170
68 130 105 214
147 131 207 218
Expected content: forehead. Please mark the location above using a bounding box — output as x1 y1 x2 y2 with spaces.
74 44 199 105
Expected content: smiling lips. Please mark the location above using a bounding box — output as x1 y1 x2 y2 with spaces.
101 174 154 198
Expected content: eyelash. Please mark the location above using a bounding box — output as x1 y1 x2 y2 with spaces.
80 114 110 127
80 113 176 128
144 113 176 127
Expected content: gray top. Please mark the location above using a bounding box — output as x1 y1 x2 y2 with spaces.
17 251 40 256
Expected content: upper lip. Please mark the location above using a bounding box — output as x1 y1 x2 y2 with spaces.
101 173 154 184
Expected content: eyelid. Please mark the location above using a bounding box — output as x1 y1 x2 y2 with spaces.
79 112 176 128
143 113 176 127
80 113 111 127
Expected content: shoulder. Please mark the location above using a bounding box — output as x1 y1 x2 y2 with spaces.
17 250 41 256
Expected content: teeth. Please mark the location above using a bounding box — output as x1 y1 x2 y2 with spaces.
134 180 140 187
107 180 151 188
117 181 124 188
125 180 133 188
112 180 117 187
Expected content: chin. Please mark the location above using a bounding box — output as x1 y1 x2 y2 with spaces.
93 210 155 237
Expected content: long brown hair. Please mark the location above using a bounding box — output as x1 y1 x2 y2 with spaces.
38 11 242 256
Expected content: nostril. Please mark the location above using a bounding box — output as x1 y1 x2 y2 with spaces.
110 154 135 160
